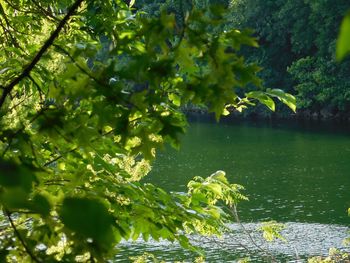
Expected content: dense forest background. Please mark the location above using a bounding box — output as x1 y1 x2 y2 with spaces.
137 0 350 119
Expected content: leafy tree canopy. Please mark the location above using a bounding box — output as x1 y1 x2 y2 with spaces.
229 0 350 117
0 0 294 262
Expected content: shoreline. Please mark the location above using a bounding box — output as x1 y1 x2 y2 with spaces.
183 108 350 123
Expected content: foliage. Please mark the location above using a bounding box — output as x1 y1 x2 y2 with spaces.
229 0 350 117
130 252 164 263
258 221 286 242
337 11 350 61
308 248 350 263
288 56 350 112
0 0 295 262
130 253 204 263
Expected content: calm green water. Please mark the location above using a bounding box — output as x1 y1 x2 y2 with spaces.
147 119 350 225
117 119 350 262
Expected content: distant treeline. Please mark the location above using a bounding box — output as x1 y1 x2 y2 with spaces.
135 0 350 120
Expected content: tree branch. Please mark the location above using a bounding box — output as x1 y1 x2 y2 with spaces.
53 44 103 85
0 3 20 48
28 74 44 101
1 107 46 157
4 210 42 263
31 0 61 23
230 204 277 262
0 0 84 109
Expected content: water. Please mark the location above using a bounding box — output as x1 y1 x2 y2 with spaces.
116 223 349 262
119 118 350 262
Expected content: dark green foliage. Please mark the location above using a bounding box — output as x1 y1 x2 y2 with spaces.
230 0 350 117
60 197 115 251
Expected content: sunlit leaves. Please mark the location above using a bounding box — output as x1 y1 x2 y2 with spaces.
245 89 296 113
259 221 286 242
336 11 350 61
187 170 247 207
246 91 275 111
265 88 297 112
0 0 295 262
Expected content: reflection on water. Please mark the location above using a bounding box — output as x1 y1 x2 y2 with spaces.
145 119 350 225
115 223 350 262
128 119 350 261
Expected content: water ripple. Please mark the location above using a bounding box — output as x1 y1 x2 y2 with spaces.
114 222 349 262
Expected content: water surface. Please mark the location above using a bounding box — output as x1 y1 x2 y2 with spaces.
124 119 350 262
147 119 350 225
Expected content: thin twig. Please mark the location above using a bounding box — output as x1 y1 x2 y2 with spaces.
44 179 70 184
0 3 20 48
28 74 44 101
3 0 42 16
43 147 78 167
53 44 103 85
43 128 115 167
0 217 32 236
7 93 34 112
231 204 277 262
4 209 42 263
31 0 61 22
1 107 45 157
0 18 10 44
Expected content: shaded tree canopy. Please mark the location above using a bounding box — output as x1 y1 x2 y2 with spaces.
229 0 350 117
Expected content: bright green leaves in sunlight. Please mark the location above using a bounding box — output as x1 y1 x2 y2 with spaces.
245 89 296 113
266 89 297 113
0 0 295 262
187 170 247 208
246 91 276 111
336 11 350 61
259 221 286 242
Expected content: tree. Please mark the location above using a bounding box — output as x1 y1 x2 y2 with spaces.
229 0 350 118
0 1 294 262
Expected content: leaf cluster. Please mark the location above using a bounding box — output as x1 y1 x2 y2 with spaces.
229 0 350 116
0 1 295 262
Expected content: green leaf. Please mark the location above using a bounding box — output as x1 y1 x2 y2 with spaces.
0 161 37 191
246 91 275 111
336 12 350 61
0 249 9 262
31 194 51 216
259 221 286 242
168 93 181 107
265 89 296 112
210 170 228 184
205 183 222 196
222 108 230 116
60 197 115 248
0 188 30 210
129 0 136 8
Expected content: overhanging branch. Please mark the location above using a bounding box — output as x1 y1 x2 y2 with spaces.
0 0 84 109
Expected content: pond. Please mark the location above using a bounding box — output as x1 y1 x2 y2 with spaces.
117 117 350 262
